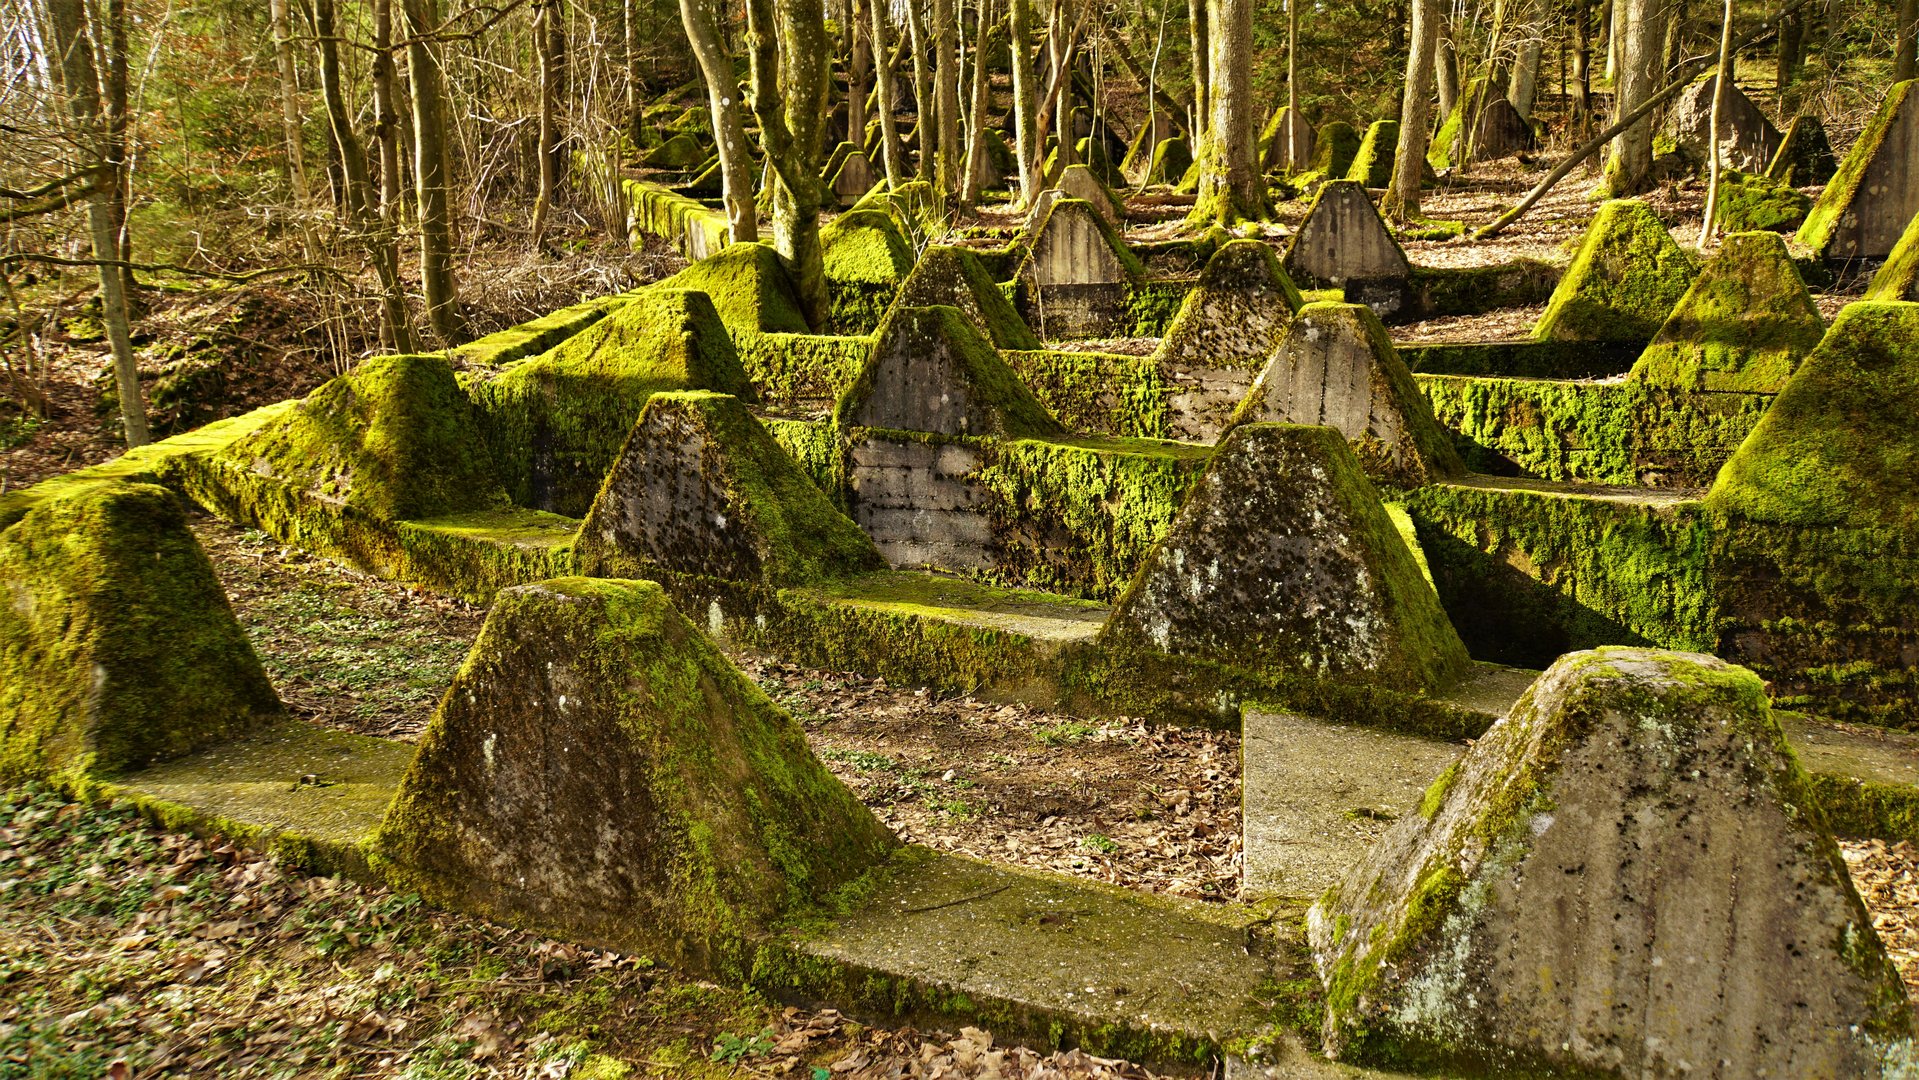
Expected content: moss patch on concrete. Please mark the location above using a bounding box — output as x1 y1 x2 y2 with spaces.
892 245 1042 351
1713 169 1811 233
819 209 915 334
1534 199 1696 344
1631 230 1825 393
658 242 812 335
1345 120 1399 187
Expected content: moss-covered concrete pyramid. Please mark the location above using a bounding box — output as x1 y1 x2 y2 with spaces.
1308 648 1914 1076
1154 241 1305 440
1310 121 1361 178
657 241 811 335
1533 199 1696 343
1234 301 1464 485
1797 79 1919 261
374 577 896 973
0 482 280 782
1709 301 1919 529
642 132 708 170
224 352 508 521
1057 163 1123 224
1344 120 1399 187
473 287 755 515
1146 135 1193 185
1283 180 1410 291
1102 423 1470 695
1712 168 1811 232
836 305 1065 439
1866 212 1919 301
1630 230 1825 393
1018 197 1144 287
820 208 915 333
1766 112 1838 186
577 391 882 588
1260 106 1315 172
892 245 1042 350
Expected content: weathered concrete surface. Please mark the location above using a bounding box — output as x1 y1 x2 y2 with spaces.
1469 98 1536 160
1307 647 1916 1076
1236 302 1464 485
847 435 996 572
1670 75 1782 172
575 391 883 587
1102 423 1472 695
1022 198 1132 287
1282 181 1411 317
892 246 1043 350
1534 199 1697 343
1767 112 1838 186
1242 710 1464 901
1629 229 1826 394
830 149 878 206
1057 163 1123 224
1798 79 1919 261
1156 240 1305 441
375 578 897 974
837 305 1065 439
1262 106 1316 172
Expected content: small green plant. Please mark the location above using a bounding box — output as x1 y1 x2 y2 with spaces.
1033 722 1100 747
821 747 897 772
1080 833 1119 855
0 412 42 450
709 1027 775 1064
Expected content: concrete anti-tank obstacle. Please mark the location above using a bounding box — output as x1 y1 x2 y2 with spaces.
1309 647 1915 1076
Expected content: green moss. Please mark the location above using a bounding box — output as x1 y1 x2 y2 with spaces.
893 245 1043 350
1398 340 1641 379
1765 113 1838 187
1002 349 1169 438
642 132 709 170
1708 302 1919 529
1630 230 1825 393
1406 258 1562 320
1797 80 1917 258
819 209 914 334
0 482 281 783
1712 169 1811 233
1344 120 1399 187
224 353 509 521
834 305 1066 440
658 241 811 335
451 294 636 369
471 288 754 516
1311 121 1361 177
623 179 729 260
1534 199 1696 344
1807 773 1919 844
1146 135 1193 185
575 391 882 588
1416 760 1461 819
374 577 896 980
1865 211 1919 301
736 333 873 412
1019 197 1150 283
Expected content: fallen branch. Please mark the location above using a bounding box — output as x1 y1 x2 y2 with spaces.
0 252 351 284
1475 0 1816 240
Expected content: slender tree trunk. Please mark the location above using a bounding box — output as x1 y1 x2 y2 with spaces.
850 0 872 141
47 0 148 446
1896 0 1917 81
871 0 906 185
1697 0 1734 245
625 0 641 111
1437 25 1460 119
905 0 935 168
1051 13 1076 169
934 0 962 192
1189 0 1209 138
1285 0 1300 163
684 0 759 240
1774 5 1801 91
268 0 309 205
1386 0 1440 220
402 0 463 342
1189 0 1261 223
1009 0 1041 203
1572 0 1593 122
372 0 406 220
1507 2 1543 120
960 0 994 206
530 0 565 247
1602 0 1663 196
746 0 833 324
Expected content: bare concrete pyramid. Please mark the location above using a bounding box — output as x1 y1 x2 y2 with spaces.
1308 647 1915 1076
893 245 1043 350
576 391 883 588
1798 79 1919 261
835 304 1065 439
1057 163 1123 224
1670 74 1782 172
376 578 897 974
1234 301 1464 485
1154 240 1304 440
1101 423 1471 695
1018 197 1140 287
1283 180 1411 316
1630 230 1826 393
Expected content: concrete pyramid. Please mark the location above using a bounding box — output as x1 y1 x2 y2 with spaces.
1057 163 1123 224
1146 135 1193 185
892 245 1042 350
1631 230 1826 393
1798 79 1919 261
1154 240 1306 440
1470 97 1536 159
576 391 883 588
1670 75 1782 172
1709 301 1919 530
1235 301 1464 485
1344 120 1399 187
1867 212 1919 301
1261 106 1316 172
1309 647 1914 1076
1282 180 1411 292
376 577 896 973
835 304 1065 439
1767 112 1838 186
1310 121 1361 178
1102 423 1471 695
1533 199 1696 343
1017 197 1142 288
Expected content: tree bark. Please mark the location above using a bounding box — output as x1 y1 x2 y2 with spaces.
1897 0 1917 81
935 0 962 193
1507 7 1543 120
850 0 872 141
1009 0 1041 203
530 0 565 248
905 0 935 168
1572 0 1594 122
746 0 833 324
401 0 463 342
1437 25 1460 119
1188 0 1261 223
371 0 407 221
1285 0 1301 165
1602 0 1664 196
959 0 994 206
683 0 758 241
870 0 907 185
1189 0 1209 138
47 0 149 446
1774 5 1801 91
1385 0 1440 220
1697 0 1735 246
268 0 310 206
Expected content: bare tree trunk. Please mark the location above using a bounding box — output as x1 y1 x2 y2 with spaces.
1009 0 1041 203
934 0 962 193
684 0 759 240
625 0 641 111
1602 0 1663 196
47 0 148 446
850 0 872 141
269 0 309 205
318 0 417 352
372 0 406 220
1189 0 1261 222
1386 0 1440 220
1285 0 1300 164
746 0 832 324
1697 0 1734 245
905 0 934 169
1507 0 1543 119
530 0 565 247
1897 0 1917 81
1050 9 1076 170
960 0 994 206
402 0 463 342
1189 0 1209 137
1774 4 1801 91
870 0 906 185
1572 0 1593 122
1437 24 1460 119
